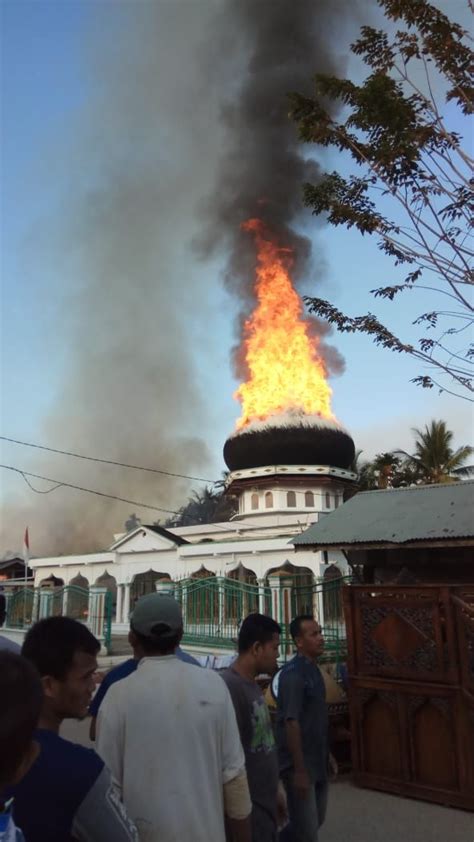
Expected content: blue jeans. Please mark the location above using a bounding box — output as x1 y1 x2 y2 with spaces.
280 776 328 842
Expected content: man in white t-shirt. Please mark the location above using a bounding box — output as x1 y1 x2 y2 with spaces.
96 593 251 842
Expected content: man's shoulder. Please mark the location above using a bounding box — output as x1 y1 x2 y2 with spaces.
187 663 230 697
220 666 238 686
26 730 103 797
0 635 21 654
221 667 258 697
104 658 137 685
176 647 201 666
280 656 304 679
37 730 103 770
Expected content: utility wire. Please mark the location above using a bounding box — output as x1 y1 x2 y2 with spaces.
20 472 64 494
1 464 179 516
1 463 240 533
1 463 291 539
0 436 216 485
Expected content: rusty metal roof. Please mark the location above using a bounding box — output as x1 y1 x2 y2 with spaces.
292 481 474 548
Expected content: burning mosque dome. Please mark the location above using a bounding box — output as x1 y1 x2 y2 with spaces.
224 413 355 472
224 220 356 485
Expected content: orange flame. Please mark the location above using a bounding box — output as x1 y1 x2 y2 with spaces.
235 219 336 429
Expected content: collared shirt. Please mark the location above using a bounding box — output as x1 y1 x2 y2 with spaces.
276 654 328 782
97 655 245 842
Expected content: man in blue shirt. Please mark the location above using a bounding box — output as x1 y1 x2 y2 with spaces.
276 616 330 842
89 640 200 740
8 617 138 842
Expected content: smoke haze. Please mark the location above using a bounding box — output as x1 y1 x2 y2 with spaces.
2 0 356 557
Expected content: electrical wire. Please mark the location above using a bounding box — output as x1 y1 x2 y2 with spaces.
1 464 251 535
1 464 179 516
0 436 215 485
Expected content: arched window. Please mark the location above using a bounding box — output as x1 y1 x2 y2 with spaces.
251 493 259 510
322 564 343 623
287 491 297 507
305 491 315 507
335 495 340 509
325 492 331 509
265 491 273 509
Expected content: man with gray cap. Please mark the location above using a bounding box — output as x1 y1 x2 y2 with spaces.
96 593 251 842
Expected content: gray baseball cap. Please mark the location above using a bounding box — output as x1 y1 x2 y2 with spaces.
130 593 182 639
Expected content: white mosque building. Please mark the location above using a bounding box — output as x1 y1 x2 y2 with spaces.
28 415 357 650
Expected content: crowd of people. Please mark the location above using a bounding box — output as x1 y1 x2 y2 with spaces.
0 591 332 842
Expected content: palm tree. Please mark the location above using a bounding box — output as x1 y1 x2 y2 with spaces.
399 420 473 485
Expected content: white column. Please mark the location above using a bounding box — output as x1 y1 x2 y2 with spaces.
123 583 131 624
258 579 266 614
87 586 108 649
39 588 53 619
115 584 123 624
4 592 12 627
181 582 188 631
268 573 294 659
218 577 225 634
62 586 69 617
32 588 40 622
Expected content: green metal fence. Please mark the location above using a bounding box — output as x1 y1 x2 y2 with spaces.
175 573 350 664
4 587 35 628
4 585 113 653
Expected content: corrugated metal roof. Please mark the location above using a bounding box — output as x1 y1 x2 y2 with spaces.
292 480 474 548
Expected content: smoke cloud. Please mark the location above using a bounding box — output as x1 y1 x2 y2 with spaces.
2 0 357 558
196 0 354 379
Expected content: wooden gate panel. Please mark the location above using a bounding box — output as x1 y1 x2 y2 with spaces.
453 594 474 697
350 677 472 809
344 586 459 684
345 584 474 811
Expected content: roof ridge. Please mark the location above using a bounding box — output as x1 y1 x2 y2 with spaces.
363 479 474 494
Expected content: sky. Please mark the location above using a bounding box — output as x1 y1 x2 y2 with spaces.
1 0 472 557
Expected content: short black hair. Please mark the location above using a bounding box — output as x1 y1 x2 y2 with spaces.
22 617 100 680
131 625 182 656
290 614 315 642
0 652 43 787
238 613 281 654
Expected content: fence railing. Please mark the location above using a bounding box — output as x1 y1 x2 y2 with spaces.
4 584 113 653
173 573 351 663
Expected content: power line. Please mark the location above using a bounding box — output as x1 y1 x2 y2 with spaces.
1 464 241 533
1 464 179 516
1 463 288 538
0 436 216 485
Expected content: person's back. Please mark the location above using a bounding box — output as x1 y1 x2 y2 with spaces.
97 593 250 842
99 655 244 841
89 647 200 740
